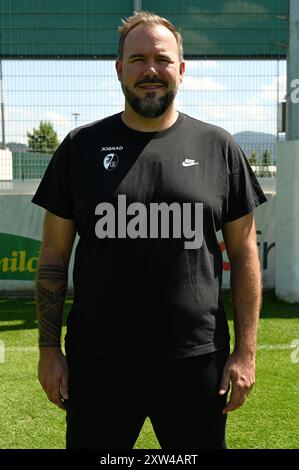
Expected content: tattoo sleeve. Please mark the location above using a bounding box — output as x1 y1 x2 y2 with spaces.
36 264 68 347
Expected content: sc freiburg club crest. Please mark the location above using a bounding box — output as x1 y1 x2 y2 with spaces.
103 153 119 171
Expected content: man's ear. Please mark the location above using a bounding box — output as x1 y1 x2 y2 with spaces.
115 59 122 81
179 61 185 83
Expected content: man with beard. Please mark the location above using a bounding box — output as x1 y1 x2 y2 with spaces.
32 11 266 449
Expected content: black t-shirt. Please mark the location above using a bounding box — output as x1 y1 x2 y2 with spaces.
32 112 267 358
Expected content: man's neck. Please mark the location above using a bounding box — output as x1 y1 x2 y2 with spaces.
121 104 178 132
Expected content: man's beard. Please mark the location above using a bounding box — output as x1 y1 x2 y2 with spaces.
121 82 177 118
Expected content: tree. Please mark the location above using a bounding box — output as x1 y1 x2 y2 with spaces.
262 149 272 167
27 121 59 153
249 150 258 166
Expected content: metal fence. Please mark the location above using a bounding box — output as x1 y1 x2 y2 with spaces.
0 58 286 182
12 152 51 180
0 1 288 182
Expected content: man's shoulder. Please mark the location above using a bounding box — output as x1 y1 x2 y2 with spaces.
68 113 122 141
180 112 232 141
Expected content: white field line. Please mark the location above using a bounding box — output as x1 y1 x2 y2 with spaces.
1 340 299 365
257 344 295 351
5 347 38 352
258 339 299 361
1 342 298 353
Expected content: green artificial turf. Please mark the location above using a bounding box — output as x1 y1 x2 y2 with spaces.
0 292 298 449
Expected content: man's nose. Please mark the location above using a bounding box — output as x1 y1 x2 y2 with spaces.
143 60 159 77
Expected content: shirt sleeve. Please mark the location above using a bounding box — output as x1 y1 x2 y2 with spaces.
224 135 267 223
31 133 74 219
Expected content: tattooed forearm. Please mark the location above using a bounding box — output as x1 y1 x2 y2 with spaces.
36 264 68 347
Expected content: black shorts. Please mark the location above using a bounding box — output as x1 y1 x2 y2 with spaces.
66 347 229 450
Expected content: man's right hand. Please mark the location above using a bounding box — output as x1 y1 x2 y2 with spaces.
38 347 69 410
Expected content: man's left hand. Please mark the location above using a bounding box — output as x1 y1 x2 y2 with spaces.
218 351 256 413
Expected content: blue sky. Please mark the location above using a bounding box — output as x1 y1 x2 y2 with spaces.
2 59 286 144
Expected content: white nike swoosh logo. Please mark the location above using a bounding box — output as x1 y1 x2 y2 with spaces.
182 162 199 167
